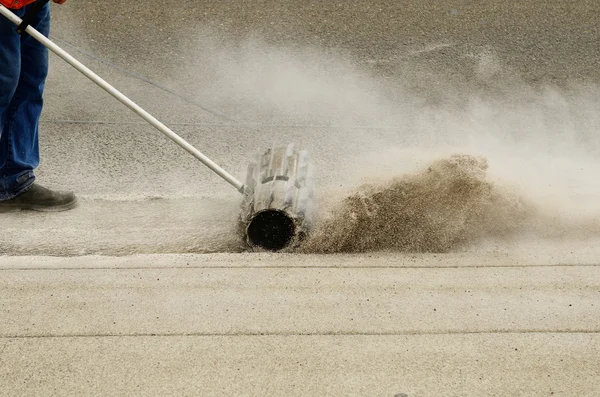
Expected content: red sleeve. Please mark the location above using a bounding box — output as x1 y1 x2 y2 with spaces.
1 0 37 10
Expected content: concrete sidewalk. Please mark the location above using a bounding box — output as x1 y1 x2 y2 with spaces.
2 0 600 395
2 333 598 396
1 254 599 396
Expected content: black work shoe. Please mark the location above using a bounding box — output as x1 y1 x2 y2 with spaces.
0 184 78 213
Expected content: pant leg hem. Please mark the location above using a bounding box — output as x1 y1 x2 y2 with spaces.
0 177 35 201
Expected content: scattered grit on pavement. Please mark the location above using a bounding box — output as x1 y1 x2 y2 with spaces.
4 0 595 255
2 0 600 396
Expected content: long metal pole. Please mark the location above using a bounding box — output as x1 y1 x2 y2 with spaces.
0 5 245 193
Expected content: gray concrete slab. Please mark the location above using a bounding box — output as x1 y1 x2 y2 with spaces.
1 334 599 397
33 122 381 198
1 256 599 337
2 250 600 269
49 0 600 86
0 199 245 256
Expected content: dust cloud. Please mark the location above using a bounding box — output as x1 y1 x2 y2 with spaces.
36 21 600 254
170 36 600 253
298 152 600 253
299 154 535 253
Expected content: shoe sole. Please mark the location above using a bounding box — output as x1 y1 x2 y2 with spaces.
0 198 79 213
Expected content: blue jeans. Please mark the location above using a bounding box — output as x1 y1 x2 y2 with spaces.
0 3 50 200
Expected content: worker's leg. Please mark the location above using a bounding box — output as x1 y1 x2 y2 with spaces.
3 2 52 197
0 4 76 212
0 5 30 200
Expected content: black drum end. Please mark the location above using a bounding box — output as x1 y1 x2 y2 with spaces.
246 210 296 251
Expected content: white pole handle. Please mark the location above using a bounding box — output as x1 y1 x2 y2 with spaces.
0 5 245 193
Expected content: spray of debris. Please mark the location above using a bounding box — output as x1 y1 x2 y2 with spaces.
300 154 537 253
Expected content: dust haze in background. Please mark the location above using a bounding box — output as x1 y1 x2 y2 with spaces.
298 154 600 253
41 21 600 253
161 34 600 253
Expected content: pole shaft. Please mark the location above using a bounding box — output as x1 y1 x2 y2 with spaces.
0 5 245 193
